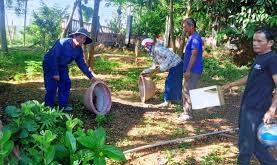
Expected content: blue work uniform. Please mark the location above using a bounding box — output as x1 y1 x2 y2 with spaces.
43 38 93 109
238 51 277 165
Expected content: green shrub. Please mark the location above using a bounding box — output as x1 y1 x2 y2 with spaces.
202 57 249 84
3 100 126 164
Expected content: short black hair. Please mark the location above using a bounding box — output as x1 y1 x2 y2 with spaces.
255 26 276 41
183 18 196 28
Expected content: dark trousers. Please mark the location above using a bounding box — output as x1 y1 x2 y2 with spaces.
238 107 277 165
164 62 183 102
43 68 71 109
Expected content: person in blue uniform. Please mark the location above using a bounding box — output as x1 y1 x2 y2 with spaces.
223 27 277 165
43 27 97 112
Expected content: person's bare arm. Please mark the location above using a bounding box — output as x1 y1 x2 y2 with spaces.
263 74 277 123
141 63 158 75
222 76 248 90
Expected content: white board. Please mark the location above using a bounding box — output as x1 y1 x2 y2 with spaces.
189 85 224 110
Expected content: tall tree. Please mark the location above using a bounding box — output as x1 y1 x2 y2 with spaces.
23 0 27 46
0 0 8 53
62 0 81 37
88 0 100 69
27 2 64 49
168 0 175 51
13 0 29 46
78 0 83 27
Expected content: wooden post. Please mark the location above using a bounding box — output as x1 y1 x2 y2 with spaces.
62 0 80 38
0 0 8 53
88 0 100 69
125 15 133 45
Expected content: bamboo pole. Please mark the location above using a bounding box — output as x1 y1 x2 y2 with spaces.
123 128 239 154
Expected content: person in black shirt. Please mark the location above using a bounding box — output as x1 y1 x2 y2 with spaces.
223 27 277 165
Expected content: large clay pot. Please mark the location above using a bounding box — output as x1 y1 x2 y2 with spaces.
138 75 156 103
84 80 112 115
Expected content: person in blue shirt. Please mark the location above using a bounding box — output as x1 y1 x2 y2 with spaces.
222 27 277 165
179 18 203 121
43 27 97 112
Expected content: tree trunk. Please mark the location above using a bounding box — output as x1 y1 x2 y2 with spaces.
62 0 80 38
169 0 175 52
23 0 28 46
78 0 88 63
185 0 192 17
177 0 192 57
164 16 170 47
88 0 100 69
78 0 83 27
211 16 218 48
0 0 8 53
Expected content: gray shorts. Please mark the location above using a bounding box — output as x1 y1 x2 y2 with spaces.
183 73 201 94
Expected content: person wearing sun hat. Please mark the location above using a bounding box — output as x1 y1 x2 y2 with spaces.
43 27 97 112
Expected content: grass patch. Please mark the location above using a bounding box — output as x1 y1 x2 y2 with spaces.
69 57 122 76
172 129 188 137
0 48 44 81
108 69 141 91
94 57 122 73
200 150 224 165
202 57 249 85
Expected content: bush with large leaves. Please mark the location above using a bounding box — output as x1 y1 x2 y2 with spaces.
2 100 126 165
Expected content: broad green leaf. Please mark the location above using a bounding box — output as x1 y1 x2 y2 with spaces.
66 118 82 132
32 133 43 143
21 101 35 116
65 131 76 153
49 161 62 165
22 119 39 132
74 128 86 137
102 145 126 161
54 143 69 159
2 140 14 157
44 130 56 144
27 148 40 157
27 148 42 163
77 149 95 162
3 123 19 133
0 130 12 145
45 146 55 165
94 155 106 165
94 127 106 147
19 129 29 139
4 106 21 117
19 151 33 165
72 160 81 165
76 136 96 149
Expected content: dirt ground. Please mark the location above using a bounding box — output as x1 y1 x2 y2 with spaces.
0 54 276 165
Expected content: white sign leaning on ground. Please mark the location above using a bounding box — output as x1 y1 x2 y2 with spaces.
189 85 224 110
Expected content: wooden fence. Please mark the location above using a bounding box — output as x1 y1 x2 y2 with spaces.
61 18 125 46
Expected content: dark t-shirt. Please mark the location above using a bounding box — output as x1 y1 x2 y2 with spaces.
241 51 277 112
